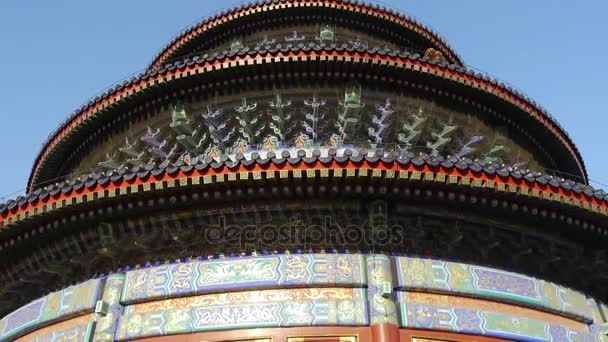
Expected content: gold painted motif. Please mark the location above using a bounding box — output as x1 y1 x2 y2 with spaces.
402 292 586 330
127 288 360 314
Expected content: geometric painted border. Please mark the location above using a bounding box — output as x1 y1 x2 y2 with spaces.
0 279 102 341
394 256 593 322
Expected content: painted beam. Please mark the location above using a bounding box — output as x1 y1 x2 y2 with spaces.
116 287 368 341
14 314 95 342
2 254 607 342
0 279 102 341
121 254 366 304
397 291 598 342
394 256 593 322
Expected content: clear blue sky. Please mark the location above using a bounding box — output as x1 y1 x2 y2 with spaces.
0 1 606 199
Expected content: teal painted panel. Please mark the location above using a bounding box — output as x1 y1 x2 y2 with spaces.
121 254 366 304
94 305 123 342
366 255 397 325
587 299 608 342
93 274 126 342
394 256 593 322
600 302 608 323
0 279 102 341
0 298 45 341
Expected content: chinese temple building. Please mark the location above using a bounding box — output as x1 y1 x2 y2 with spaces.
2 1 608 341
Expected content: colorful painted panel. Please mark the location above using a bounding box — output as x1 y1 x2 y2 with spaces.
121 254 366 304
30 323 94 342
366 255 397 325
594 301 608 341
599 302 608 323
394 256 593 322
14 314 95 342
0 298 45 341
94 305 123 342
93 274 126 342
588 324 608 342
0 278 102 341
398 292 597 342
116 288 368 340
586 299 608 342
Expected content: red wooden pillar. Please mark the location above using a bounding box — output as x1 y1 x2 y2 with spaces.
371 323 400 342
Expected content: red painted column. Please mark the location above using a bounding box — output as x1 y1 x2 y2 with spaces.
371 323 400 342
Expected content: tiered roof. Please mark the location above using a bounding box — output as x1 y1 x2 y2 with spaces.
1 0 601 318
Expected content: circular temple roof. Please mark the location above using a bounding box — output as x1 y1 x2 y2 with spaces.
0 0 605 323
24 0 587 191
146 0 465 70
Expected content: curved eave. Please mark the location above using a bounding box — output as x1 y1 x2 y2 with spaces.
146 0 464 70
6 154 608 239
27 47 587 192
